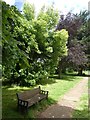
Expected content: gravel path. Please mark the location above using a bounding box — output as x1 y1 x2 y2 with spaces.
37 77 88 118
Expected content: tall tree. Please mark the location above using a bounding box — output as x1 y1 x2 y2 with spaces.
2 1 68 85
2 1 34 83
56 11 88 76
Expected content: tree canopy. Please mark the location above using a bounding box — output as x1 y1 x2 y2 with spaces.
2 1 68 86
56 11 89 76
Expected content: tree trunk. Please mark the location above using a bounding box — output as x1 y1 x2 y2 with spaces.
58 65 62 78
62 68 66 74
78 68 83 75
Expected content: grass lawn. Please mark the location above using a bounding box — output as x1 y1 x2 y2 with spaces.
88 76 90 90
2 74 83 119
88 77 90 118
72 83 88 118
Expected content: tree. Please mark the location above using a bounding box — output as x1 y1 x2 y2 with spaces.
56 11 89 76
2 1 68 86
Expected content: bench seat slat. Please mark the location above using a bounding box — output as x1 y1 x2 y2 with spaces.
26 93 46 107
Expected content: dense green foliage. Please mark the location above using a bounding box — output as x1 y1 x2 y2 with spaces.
23 3 35 21
2 1 68 86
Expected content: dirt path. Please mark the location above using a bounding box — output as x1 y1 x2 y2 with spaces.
37 77 88 118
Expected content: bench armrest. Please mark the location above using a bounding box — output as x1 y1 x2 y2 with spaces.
18 99 28 107
40 90 49 98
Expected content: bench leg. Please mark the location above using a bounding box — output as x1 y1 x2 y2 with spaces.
20 106 28 115
17 104 21 112
17 104 28 115
46 95 48 99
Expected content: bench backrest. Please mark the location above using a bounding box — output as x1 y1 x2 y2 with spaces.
17 87 41 100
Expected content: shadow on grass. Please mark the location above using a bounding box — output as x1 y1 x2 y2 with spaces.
65 73 90 77
3 77 57 88
50 74 79 81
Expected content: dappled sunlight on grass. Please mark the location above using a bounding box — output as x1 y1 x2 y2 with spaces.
7 86 31 91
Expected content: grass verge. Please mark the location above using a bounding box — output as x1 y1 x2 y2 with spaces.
72 82 88 118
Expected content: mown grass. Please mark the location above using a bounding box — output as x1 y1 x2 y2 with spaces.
88 75 90 117
72 82 88 118
88 77 90 88
2 74 83 119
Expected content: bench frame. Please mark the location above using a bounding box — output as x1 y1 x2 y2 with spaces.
16 86 48 112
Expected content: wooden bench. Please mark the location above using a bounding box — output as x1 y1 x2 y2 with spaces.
16 86 48 112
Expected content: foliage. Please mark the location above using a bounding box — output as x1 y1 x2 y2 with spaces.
2 1 68 86
67 40 88 75
2 2 26 79
56 12 82 40
56 11 89 76
23 2 35 21
50 29 68 72
77 16 90 70
37 4 59 30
